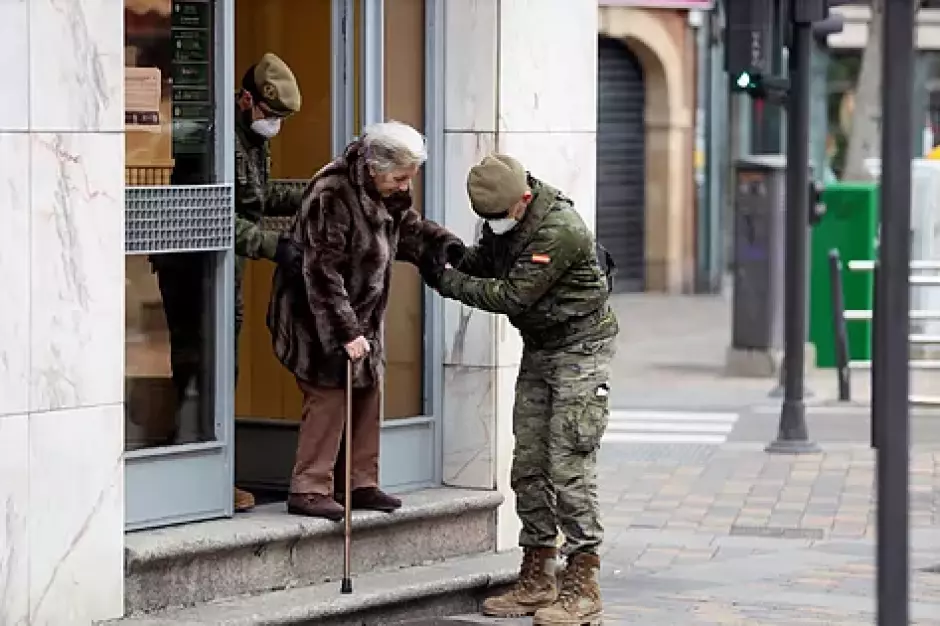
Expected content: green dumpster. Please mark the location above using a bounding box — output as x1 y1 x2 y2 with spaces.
809 182 879 368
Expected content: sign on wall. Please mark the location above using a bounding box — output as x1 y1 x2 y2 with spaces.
599 1 715 8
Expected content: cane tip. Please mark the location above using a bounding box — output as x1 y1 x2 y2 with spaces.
341 578 353 594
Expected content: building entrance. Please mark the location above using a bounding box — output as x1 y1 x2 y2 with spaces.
232 0 440 499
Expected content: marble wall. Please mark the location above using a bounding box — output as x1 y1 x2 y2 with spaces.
439 0 598 551
0 0 126 624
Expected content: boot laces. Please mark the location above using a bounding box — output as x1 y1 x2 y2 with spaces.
557 564 587 609
515 551 542 593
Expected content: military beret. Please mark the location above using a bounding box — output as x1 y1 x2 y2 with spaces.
247 52 301 117
466 154 528 218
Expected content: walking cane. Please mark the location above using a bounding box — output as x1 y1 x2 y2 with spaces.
341 355 354 594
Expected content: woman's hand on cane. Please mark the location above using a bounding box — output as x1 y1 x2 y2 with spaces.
344 336 371 362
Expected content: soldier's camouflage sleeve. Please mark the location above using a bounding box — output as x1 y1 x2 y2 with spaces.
264 182 304 217
234 143 280 259
234 215 279 260
438 222 583 316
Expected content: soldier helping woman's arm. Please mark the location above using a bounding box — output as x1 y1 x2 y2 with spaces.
417 153 618 624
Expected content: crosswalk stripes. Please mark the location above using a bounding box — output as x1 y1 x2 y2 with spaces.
602 409 740 445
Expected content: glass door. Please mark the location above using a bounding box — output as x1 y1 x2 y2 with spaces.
123 0 236 531
232 0 441 497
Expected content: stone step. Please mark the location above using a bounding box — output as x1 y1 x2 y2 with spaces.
103 551 520 626
124 488 503 615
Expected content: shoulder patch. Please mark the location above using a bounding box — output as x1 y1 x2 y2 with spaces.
531 253 551 264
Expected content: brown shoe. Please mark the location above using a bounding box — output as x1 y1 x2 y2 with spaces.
482 547 559 617
336 487 402 512
287 493 345 521
234 487 255 513
533 552 603 625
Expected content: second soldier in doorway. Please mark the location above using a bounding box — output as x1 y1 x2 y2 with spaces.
421 155 619 625
154 52 305 513
230 52 306 511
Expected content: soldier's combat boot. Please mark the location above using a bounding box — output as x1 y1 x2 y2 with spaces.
533 552 603 625
482 547 558 617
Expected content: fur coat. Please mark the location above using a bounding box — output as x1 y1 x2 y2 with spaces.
267 140 459 388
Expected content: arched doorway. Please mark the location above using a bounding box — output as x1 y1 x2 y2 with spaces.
597 35 647 293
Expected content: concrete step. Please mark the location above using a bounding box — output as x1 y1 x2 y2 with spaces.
103 551 520 626
124 487 503 615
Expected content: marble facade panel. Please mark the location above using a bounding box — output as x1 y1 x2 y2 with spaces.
29 132 124 412
0 414 29 626
0 133 31 416
29 0 124 132
28 404 124 625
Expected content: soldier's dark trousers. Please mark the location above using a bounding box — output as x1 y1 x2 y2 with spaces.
290 380 381 496
511 337 616 557
154 254 209 402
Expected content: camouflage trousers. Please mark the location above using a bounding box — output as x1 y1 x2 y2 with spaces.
511 336 616 557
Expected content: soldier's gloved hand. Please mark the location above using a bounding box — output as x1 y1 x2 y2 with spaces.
442 239 467 268
419 252 445 290
274 236 303 276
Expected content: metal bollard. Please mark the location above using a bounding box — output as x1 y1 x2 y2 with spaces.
828 250 851 402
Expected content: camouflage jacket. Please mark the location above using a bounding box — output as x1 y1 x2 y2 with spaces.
438 177 619 350
234 100 303 260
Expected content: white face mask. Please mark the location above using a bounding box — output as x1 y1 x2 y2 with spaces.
487 217 518 235
251 117 282 139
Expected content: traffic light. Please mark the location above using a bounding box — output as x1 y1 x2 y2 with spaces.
731 69 791 103
724 0 774 78
733 70 762 94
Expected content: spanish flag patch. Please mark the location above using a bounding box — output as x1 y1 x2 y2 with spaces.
531 253 551 264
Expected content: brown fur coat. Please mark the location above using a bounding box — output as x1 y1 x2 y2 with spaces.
267 140 459 388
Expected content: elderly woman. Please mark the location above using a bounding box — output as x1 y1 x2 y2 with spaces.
267 121 463 520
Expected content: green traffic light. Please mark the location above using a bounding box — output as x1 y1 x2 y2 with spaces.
736 72 752 89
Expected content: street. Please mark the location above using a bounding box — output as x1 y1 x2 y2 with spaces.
411 293 940 624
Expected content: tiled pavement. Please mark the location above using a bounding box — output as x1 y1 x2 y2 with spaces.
415 444 940 624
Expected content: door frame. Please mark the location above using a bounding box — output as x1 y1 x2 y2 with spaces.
233 0 445 494
124 0 237 531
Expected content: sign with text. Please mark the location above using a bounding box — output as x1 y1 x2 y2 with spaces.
599 1 715 8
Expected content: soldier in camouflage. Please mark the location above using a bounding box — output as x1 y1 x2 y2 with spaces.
228 52 306 510
422 155 619 625
154 52 304 513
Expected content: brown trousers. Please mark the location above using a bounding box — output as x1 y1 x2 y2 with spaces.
290 379 381 496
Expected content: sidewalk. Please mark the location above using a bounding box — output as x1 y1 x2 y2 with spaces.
414 293 940 624
423 444 940 625
591 444 940 624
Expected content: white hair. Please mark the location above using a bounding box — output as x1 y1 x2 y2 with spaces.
361 120 428 173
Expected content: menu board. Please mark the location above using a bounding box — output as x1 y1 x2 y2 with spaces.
126 67 162 130
171 0 214 155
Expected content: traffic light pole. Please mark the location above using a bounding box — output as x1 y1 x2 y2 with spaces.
765 2 820 455
877 0 914 622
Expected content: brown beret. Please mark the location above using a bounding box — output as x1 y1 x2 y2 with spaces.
466 154 528 217
253 52 301 117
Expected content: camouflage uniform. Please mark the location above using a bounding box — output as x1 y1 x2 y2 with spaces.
435 154 618 623
231 53 304 380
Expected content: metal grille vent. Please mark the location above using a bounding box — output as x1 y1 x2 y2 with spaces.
125 185 234 255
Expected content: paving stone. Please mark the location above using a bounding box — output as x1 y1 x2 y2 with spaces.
580 445 940 623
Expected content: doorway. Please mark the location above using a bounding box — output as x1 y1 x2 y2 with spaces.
597 35 647 293
232 0 437 498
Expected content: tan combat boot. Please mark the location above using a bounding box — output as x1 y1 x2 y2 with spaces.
533 553 603 625
482 547 559 617
234 487 255 513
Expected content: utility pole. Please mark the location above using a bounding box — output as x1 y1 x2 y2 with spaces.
764 0 824 454
876 0 914 622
